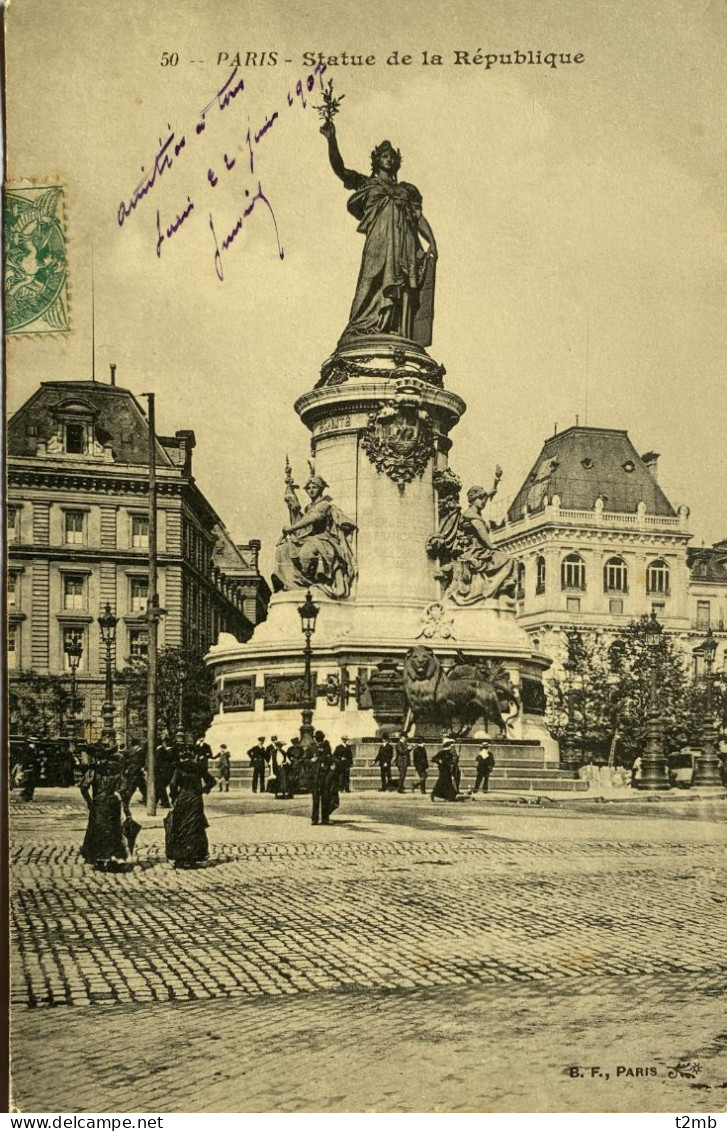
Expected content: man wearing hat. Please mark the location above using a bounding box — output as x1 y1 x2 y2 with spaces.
473 739 495 794
373 732 394 792
247 735 268 793
394 733 411 793
334 735 354 793
309 730 338 825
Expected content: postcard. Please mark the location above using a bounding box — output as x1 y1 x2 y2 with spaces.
5 0 727 1115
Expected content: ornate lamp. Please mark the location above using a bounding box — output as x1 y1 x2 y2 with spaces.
63 638 84 738
298 590 320 748
693 629 722 788
638 611 670 790
97 603 119 746
561 656 577 771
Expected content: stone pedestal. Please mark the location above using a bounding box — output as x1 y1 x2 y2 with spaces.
206 337 553 760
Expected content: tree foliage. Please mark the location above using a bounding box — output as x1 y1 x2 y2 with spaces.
546 617 695 767
8 671 74 737
117 645 215 743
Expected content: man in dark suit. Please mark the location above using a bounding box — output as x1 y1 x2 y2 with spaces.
473 740 495 793
411 741 429 794
394 734 411 793
373 733 394 791
247 735 268 793
334 735 354 793
309 730 338 825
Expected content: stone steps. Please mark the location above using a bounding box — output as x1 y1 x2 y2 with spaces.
225 763 586 793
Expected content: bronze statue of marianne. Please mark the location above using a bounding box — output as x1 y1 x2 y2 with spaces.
321 121 438 347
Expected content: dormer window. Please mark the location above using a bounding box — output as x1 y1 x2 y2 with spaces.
65 422 86 454
622 460 635 473
581 458 594 469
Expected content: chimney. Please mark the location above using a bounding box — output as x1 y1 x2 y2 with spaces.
641 451 660 481
175 429 196 476
109 363 116 386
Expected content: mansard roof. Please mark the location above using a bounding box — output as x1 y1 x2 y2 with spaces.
7 380 175 468
687 543 727 584
507 426 678 522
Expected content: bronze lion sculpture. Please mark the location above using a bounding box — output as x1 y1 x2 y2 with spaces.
403 646 520 737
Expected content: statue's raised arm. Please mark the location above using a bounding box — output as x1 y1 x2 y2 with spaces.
320 120 437 347
320 121 360 185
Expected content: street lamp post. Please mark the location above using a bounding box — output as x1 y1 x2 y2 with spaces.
638 611 671 791
97 603 119 746
562 657 577 770
64 639 83 738
692 629 723 788
297 590 320 750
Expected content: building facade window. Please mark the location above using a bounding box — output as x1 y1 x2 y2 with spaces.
609 598 624 615
8 506 18 544
516 561 525 600
696 600 711 631
8 572 19 610
63 573 86 610
566 596 581 613
646 559 670 596
129 576 148 614
62 626 86 671
561 553 586 591
128 627 149 658
535 556 546 594
651 601 666 617
604 556 628 593
64 509 86 545
8 624 18 670
65 422 86 454
131 514 149 549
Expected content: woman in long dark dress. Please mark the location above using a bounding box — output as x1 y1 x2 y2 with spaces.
80 746 131 871
431 741 459 802
166 745 215 869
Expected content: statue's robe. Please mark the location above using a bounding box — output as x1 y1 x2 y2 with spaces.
339 170 434 347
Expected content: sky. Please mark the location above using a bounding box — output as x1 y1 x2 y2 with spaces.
6 0 726 576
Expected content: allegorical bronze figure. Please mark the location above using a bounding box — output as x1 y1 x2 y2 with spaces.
320 119 438 346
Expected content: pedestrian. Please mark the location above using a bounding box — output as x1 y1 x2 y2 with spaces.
451 749 462 794
80 744 137 872
395 734 411 793
216 744 231 792
309 731 339 826
17 740 40 802
431 739 459 802
630 755 643 789
411 741 429 794
123 740 147 803
274 740 295 799
265 735 280 793
154 740 175 808
373 732 394 791
473 741 496 793
288 735 307 794
165 739 216 869
247 735 268 793
334 735 354 792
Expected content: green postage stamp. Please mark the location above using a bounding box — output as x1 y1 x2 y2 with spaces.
4 184 70 335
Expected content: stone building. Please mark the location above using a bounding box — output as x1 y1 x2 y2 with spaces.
7 377 270 739
494 425 726 674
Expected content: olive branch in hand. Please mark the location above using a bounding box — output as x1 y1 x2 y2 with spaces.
313 79 345 124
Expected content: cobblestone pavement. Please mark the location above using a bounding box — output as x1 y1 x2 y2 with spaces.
10 789 727 1113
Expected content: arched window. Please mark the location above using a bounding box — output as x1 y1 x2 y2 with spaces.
561 553 586 591
535 555 546 594
604 556 628 593
516 560 525 600
646 559 670 596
